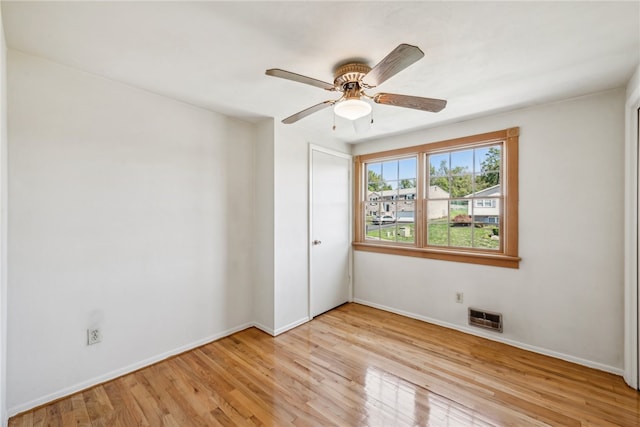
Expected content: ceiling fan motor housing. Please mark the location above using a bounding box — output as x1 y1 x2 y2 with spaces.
334 63 371 98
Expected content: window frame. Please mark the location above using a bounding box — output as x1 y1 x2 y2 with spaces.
353 127 520 269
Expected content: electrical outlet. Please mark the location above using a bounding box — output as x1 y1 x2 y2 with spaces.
87 328 101 345
455 292 464 304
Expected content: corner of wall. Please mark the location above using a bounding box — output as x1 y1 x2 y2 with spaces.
623 63 640 389
626 65 640 103
0 5 8 424
252 119 276 331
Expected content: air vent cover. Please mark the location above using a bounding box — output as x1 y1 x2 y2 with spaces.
469 308 503 333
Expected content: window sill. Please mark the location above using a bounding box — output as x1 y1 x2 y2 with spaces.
352 242 521 269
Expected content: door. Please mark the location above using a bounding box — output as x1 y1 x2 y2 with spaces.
310 147 351 317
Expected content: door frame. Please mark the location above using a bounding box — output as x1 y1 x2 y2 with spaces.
624 73 640 389
308 144 353 319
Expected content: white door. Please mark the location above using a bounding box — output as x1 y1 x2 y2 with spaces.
310 147 351 317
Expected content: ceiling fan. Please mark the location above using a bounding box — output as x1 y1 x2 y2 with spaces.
265 43 447 126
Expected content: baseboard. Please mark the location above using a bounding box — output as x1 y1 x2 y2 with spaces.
252 316 310 337
353 298 623 376
252 322 275 336
274 316 310 336
8 321 254 417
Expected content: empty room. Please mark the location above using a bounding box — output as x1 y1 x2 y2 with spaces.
0 1 640 426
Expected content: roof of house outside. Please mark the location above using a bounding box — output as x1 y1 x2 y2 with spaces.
465 184 501 198
368 186 450 199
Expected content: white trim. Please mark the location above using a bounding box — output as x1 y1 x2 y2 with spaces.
624 66 640 389
0 11 7 426
252 322 275 336
354 298 623 376
308 144 353 320
7 322 255 417
254 316 309 337
273 316 310 336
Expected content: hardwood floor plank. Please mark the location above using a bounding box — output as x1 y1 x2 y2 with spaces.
102 378 149 426
8 303 640 426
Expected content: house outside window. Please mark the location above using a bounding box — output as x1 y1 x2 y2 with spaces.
365 157 417 244
353 127 520 269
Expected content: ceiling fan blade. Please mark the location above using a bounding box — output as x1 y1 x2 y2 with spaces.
362 44 424 87
282 100 335 124
266 69 335 91
373 93 447 112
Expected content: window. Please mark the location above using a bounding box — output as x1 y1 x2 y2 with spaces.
365 157 417 244
353 127 519 268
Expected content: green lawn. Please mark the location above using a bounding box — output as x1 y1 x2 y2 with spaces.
428 223 499 249
366 221 499 249
366 223 415 243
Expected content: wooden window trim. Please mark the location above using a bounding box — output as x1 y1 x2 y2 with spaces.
353 127 520 269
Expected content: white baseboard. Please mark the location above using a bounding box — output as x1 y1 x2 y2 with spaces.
274 316 309 336
252 322 275 336
253 316 310 336
10 302 622 418
353 298 623 376
8 321 254 417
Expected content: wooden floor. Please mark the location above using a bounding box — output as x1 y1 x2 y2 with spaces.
9 303 640 426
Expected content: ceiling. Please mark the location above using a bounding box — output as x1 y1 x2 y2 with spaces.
2 1 639 144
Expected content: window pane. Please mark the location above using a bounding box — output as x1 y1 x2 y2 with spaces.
428 177 449 199
399 178 416 194
398 157 417 179
429 153 449 177
473 197 500 214
424 145 504 250
427 200 448 221
427 199 449 246
365 202 380 217
382 160 398 181
451 149 473 174
472 219 500 250
367 219 400 242
366 162 385 192
397 202 415 244
366 156 417 246
450 200 470 224
397 205 415 223
366 225 381 241
427 222 448 246
475 145 501 173
365 202 380 241
449 174 473 197
449 200 472 248
367 162 382 178
474 172 500 193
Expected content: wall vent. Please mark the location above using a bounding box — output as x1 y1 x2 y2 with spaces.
468 308 503 333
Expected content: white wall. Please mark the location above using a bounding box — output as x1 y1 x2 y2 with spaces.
253 119 275 333
273 124 312 333
0 7 7 426
624 64 640 388
7 50 256 413
353 89 626 372
252 120 351 335
272 125 351 333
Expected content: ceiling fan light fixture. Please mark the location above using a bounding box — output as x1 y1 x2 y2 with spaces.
333 99 372 121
